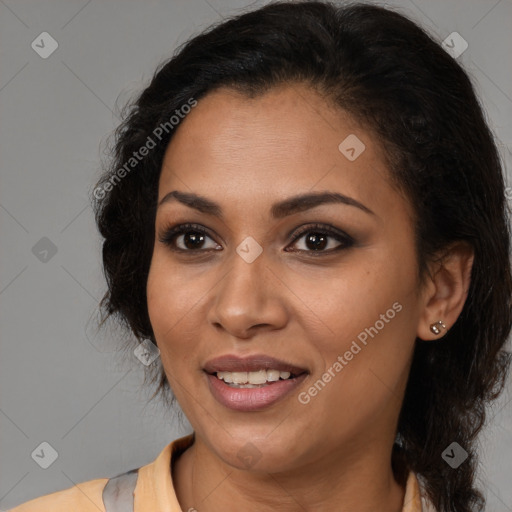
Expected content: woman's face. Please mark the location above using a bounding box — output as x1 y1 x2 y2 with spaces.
147 83 425 473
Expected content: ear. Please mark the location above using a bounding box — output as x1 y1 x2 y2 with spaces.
417 242 474 341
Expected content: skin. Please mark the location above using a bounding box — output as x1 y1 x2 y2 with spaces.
146 83 474 512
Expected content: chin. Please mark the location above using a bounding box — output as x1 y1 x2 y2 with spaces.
206 428 303 473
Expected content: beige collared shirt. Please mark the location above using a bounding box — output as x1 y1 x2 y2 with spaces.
10 434 435 511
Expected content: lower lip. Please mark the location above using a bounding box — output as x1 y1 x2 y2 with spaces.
206 373 307 412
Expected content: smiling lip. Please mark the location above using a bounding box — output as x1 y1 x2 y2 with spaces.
203 354 308 374
203 354 308 412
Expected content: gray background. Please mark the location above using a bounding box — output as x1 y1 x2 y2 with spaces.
1 0 511 509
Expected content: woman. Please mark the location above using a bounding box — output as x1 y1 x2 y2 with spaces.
11 1 511 511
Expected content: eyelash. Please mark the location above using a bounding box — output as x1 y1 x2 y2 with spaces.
158 222 354 256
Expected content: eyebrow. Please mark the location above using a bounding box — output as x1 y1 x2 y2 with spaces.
157 190 375 218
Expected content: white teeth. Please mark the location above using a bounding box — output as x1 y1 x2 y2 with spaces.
217 371 233 383
266 369 280 382
248 369 267 384
215 369 295 385
231 372 248 384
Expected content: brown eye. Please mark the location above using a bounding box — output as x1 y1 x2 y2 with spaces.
287 224 354 253
302 232 329 251
179 231 208 250
159 223 222 252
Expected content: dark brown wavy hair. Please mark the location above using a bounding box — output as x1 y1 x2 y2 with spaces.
91 2 512 510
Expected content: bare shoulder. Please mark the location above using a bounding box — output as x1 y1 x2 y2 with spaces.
8 477 108 512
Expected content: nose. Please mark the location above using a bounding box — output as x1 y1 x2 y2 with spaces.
207 246 288 339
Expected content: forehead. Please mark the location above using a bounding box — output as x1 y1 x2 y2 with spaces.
157 84 410 223
162 84 368 169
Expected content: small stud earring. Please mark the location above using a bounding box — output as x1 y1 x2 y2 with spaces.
430 320 446 335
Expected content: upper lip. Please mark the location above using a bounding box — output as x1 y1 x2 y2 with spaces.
203 354 308 375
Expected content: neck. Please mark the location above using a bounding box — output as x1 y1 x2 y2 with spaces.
173 435 406 512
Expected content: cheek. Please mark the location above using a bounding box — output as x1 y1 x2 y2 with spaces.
146 263 197 401
146 254 196 353
295 254 413 337
296 296 415 447
301 250 418 385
